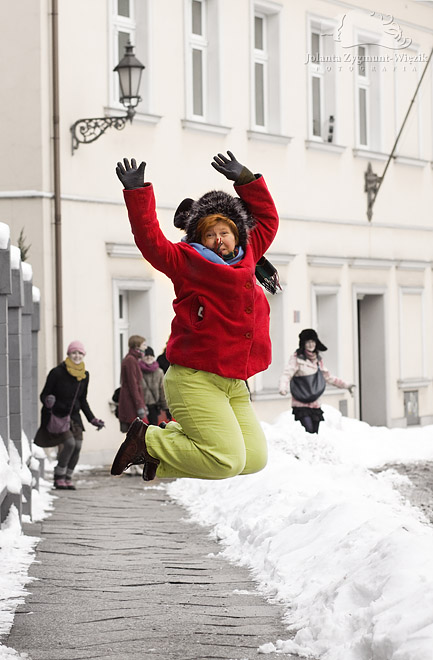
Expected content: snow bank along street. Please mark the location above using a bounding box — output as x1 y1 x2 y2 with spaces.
169 407 433 660
2 406 433 659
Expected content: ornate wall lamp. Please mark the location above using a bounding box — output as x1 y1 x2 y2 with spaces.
70 42 144 154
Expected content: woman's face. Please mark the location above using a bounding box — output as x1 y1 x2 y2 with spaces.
68 350 84 365
202 221 236 256
143 354 155 365
305 339 316 352
139 341 147 354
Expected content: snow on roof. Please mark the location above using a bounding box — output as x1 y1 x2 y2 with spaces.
32 286 40 302
0 223 10 250
21 262 33 281
9 245 21 270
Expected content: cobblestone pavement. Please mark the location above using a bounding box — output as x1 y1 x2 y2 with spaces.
377 461 433 524
5 468 295 660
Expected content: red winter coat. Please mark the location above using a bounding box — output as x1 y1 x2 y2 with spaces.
124 176 279 380
118 350 146 424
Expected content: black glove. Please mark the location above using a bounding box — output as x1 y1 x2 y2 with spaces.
116 158 146 190
91 418 105 430
211 151 244 182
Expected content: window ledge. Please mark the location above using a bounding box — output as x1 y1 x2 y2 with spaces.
247 130 292 145
252 385 348 402
251 388 281 401
305 140 346 154
181 119 231 135
394 155 429 168
352 148 388 161
106 242 142 259
397 378 431 390
104 106 162 124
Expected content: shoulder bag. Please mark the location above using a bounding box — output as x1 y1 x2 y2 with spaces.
46 382 81 435
290 363 326 404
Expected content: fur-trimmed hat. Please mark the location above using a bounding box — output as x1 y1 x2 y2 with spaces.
298 329 327 352
173 191 256 250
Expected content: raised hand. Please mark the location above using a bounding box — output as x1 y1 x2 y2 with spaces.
211 151 244 181
115 158 146 190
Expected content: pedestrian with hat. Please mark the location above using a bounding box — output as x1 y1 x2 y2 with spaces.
35 340 105 489
111 150 280 482
279 329 355 434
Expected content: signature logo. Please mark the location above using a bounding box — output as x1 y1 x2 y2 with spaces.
322 11 412 50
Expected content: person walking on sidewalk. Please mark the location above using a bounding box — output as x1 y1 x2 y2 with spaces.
279 328 354 434
139 346 171 426
117 335 148 432
38 341 105 489
111 150 279 482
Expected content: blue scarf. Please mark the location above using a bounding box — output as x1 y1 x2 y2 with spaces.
188 241 245 265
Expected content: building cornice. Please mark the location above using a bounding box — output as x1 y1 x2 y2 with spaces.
308 255 433 269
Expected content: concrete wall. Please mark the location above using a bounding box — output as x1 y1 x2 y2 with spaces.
0 223 43 525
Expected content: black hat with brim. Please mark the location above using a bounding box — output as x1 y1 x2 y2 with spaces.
298 328 327 352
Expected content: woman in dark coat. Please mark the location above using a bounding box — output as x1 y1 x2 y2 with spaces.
38 340 104 489
118 335 147 432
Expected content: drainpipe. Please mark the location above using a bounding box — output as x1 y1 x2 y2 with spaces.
51 0 63 362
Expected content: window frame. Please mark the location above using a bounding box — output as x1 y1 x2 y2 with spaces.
354 31 382 151
109 0 137 110
186 0 209 121
306 16 338 143
356 44 371 147
251 1 283 135
253 12 269 130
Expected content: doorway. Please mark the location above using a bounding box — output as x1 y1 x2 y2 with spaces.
357 293 387 426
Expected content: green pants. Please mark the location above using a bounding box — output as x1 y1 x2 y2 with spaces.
145 365 267 480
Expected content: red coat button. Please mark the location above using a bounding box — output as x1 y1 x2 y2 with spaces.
245 306 252 314
245 332 252 339
245 281 252 289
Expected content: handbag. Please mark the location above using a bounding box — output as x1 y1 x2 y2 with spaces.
46 382 81 435
290 364 326 404
112 387 121 418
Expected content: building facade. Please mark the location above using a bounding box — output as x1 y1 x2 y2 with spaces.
1 0 432 464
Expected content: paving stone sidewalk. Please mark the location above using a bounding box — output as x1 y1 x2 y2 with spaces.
6 468 295 660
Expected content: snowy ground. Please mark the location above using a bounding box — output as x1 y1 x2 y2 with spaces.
2 408 433 659
168 406 433 660
0 477 54 659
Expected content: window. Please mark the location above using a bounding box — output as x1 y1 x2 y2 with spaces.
109 0 150 113
111 0 136 107
252 3 282 133
186 0 220 123
254 14 268 128
355 41 381 150
307 19 337 142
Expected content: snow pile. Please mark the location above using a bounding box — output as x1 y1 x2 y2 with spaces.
167 406 433 660
0 224 10 251
0 434 54 659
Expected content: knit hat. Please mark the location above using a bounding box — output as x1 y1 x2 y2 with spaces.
174 191 255 251
67 340 86 355
298 329 327 352
144 346 155 357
